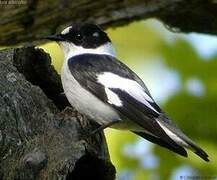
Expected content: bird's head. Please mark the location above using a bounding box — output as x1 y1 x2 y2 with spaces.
46 23 116 58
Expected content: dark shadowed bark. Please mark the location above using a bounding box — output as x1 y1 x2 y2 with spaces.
0 47 115 180
0 0 217 45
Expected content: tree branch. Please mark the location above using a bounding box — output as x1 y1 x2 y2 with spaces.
0 0 217 45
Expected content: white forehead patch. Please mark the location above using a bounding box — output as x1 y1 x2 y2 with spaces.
61 26 71 35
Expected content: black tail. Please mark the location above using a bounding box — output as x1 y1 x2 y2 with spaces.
133 131 188 157
180 137 209 162
157 114 209 162
133 131 209 162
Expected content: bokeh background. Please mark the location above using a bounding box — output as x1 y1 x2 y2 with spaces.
40 19 217 180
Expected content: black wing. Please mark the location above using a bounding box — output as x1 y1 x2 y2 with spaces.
110 88 187 156
68 53 161 116
68 54 187 156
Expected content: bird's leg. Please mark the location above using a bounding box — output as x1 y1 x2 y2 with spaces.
85 120 119 138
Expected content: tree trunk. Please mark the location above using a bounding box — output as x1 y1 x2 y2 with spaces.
0 0 217 45
0 47 115 180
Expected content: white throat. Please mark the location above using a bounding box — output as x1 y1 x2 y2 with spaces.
60 42 116 60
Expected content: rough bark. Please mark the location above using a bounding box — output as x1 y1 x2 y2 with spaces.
0 0 217 46
0 47 115 180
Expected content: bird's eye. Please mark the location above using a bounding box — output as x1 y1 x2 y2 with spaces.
75 33 83 41
92 32 99 37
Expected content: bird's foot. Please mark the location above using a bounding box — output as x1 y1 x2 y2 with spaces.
80 120 119 139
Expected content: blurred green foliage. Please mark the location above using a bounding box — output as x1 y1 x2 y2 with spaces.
39 20 217 180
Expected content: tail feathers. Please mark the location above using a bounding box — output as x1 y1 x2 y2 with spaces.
133 131 188 157
134 131 209 161
156 117 209 162
182 137 209 162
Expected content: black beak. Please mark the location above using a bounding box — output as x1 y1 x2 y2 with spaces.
45 34 64 41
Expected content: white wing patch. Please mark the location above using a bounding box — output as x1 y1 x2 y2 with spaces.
105 87 122 106
98 72 159 113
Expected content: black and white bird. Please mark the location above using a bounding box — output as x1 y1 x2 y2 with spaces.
46 23 209 161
